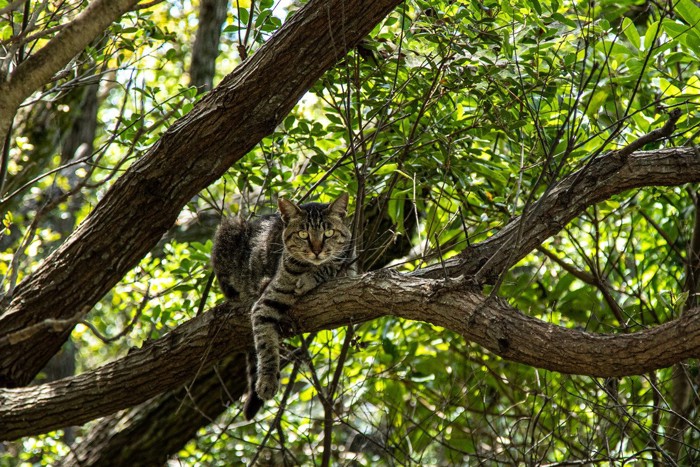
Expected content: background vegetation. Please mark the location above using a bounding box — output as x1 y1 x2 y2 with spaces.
1 0 699 464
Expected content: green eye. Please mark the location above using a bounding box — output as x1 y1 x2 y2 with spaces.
298 231 309 239
324 229 335 238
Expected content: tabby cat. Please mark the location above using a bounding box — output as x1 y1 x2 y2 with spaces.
212 193 352 419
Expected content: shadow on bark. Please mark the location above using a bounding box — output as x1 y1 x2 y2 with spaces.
61 354 248 467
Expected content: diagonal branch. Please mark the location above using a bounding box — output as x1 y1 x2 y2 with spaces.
2 267 700 441
537 246 596 284
0 0 141 148
416 145 700 281
60 354 248 467
538 245 627 326
417 110 684 282
0 0 404 388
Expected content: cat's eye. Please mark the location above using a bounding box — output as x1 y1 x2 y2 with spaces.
324 229 335 238
298 231 309 239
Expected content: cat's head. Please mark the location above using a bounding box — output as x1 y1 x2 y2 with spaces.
278 193 351 265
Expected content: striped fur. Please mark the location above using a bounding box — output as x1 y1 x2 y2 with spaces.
212 194 351 418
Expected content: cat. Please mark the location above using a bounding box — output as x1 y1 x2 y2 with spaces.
212 193 352 419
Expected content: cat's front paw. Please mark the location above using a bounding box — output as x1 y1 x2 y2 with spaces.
294 275 317 295
256 374 279 400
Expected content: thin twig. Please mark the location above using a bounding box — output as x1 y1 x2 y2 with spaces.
615 108 683 160
129 0 165 11
196 272 215 316
81 285 150 343
0 0 28 16
249 355 302 465
0 311 86 346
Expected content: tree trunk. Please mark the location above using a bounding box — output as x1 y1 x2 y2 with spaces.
59 354 248 467
190 0 229 92
665 192 700 461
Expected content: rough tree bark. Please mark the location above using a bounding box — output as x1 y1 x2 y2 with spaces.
59 355 248 467
0 0 404 388
2 144 700 440
3 260 700 440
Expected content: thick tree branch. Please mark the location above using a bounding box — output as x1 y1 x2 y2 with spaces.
0 0 141 152
0 302 247 441
2 145 700 439
59 355 248 467
416 146 700 281
2 265 700 441
0 0 403 387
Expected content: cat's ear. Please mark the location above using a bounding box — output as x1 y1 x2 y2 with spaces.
328 193 349 218
278 198 301 223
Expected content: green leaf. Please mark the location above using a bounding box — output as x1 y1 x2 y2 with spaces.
663 20 692 40
551 12 578 28
382 337 398 358
686 30 700 55
675 0 700 27
0 23 11 41
529 0 543 15
223 24 242 32
622 17 640 50
374 163 398 176
674 291 689 313
151 305 161 321
255 9 271 28
644 21 659 51
237 7 249 25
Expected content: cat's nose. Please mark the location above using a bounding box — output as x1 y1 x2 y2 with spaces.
310 239 323 255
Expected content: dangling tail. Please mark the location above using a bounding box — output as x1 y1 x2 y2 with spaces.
243 349 264 420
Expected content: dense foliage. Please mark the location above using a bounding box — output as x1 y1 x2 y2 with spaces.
1 0 699 464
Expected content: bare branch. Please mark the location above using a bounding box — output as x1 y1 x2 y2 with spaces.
0 311 84 346
615 109 682 160
130 0 166 11
537 246 596 284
